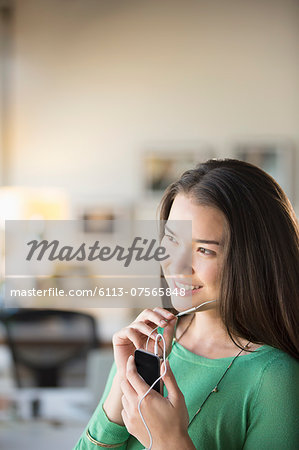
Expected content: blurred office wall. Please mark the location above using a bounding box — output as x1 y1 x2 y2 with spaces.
1 0 299 205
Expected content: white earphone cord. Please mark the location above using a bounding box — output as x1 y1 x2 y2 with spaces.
140 300 216 449
139 333 167 450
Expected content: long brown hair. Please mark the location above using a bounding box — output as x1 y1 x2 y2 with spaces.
159 158 299 360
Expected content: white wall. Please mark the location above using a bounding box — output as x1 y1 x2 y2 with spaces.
8 0 299 206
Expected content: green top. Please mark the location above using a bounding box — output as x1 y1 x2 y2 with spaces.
74 340 299 449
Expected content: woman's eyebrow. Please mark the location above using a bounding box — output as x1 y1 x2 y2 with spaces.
193 239 220 245
164 225 220 245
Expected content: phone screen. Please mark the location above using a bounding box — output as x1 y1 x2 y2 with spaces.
134 349 161 394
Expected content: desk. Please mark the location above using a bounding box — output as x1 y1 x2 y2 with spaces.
1 387 93 422
0 387 93 450
0 421 85 450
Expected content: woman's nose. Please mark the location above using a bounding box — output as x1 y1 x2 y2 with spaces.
170 247 194 276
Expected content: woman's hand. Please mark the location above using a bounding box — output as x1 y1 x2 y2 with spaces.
112 307 177 380
120 356 194 450
102 307 177 427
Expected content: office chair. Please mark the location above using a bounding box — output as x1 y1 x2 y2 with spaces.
4 309 98 387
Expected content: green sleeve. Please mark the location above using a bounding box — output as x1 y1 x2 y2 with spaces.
244 354 299 450
73 362 130 449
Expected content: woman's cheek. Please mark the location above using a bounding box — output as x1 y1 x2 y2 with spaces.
197 260 220 285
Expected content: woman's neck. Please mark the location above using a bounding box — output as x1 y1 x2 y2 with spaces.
176 308 256 358
194 308 231 342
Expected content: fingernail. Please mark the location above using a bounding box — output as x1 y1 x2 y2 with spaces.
129 355 134 362
160 319 168 325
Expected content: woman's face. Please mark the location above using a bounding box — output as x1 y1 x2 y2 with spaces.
160 194 226 312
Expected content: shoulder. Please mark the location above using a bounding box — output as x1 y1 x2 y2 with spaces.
235 346 299 403
243 346 299 444
244 348 299 448
248 345 299 380
251 347 299 404
257 346 299 376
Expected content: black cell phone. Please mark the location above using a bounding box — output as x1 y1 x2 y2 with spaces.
134 349 162 394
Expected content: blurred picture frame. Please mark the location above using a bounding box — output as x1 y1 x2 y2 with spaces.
82 210 116 234
143 144 213 197
76 203 133 236
233 140 295 202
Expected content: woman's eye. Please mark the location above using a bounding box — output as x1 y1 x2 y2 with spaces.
163 234 177 244
197 247 215 255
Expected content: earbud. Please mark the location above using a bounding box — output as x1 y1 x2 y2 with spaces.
176 299 217 317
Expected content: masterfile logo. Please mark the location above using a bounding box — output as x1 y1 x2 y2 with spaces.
26 237 169 267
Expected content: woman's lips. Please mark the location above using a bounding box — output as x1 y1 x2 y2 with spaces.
173 279 203 296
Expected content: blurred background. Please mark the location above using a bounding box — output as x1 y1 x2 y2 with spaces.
0 0 298 448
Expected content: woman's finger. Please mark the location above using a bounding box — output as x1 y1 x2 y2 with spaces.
121 408 129 428
126 355 150 397
121 393 131 413
130 322 159 340
161 360 182 405
120 378 137 400
135 308 175 328
153 307 176 321
114 327 145 349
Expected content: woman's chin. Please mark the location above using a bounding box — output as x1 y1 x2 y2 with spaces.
170 292 217 313
170 294 195 312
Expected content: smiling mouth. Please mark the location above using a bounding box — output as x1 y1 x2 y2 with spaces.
174 280 203 294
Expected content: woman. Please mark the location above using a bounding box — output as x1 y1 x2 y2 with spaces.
75 159 299 449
